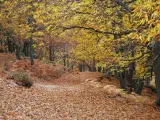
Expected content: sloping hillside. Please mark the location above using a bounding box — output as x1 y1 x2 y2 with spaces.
0 54 159 120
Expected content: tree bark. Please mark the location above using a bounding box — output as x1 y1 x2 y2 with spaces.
154 41 160 106
66 54 69 68
29 37 34 65
92 59 96 72
98 66 102 72
118 70 127 90
15 44 21 60
63 56 66 66
23 40 29 56
78 63 83 72
49 44 54 61
49 37 55 61
82 60 92 71
7 38 12 53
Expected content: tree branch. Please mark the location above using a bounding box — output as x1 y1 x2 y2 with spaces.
121 51 149 61
61 25 135 36
75 11 92 15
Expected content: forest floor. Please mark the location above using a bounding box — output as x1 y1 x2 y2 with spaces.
0 53 160 120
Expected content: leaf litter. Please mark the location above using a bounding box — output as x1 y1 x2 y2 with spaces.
0 54 160 120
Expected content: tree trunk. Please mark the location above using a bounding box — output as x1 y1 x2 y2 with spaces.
78 63 83 72
49 44 54 61
82 60 92 71
15 44 21 60
49 37 55 62
63 54 69 67
92 59 96 72
63 56 66 66
23 40 29 56
12 42 15 53
118 71 127 90
98 66 102 72
154 41 160 106
145 51 153 87
82 61 85 71
135 78 144 95
7 38 12 53
29 37 34 65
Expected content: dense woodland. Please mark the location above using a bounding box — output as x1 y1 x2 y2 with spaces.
0 0 160 107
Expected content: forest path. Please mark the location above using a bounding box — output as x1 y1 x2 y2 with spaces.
1 75 160 120
0 54 159 120
33 82 87 92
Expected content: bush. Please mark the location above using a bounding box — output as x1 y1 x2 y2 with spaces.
7 71 32 88
8 71 29 81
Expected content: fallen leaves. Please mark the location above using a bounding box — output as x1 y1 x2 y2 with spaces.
0 76 160 120
0 55 160 120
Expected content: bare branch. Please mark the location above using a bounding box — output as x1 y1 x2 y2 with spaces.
121 51 149 61
61 25 135 37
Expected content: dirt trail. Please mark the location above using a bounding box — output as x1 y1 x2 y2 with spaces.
33 83 87 92
0 75 160 120
0 54 160 120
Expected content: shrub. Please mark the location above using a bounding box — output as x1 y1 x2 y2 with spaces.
8 71 29 81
